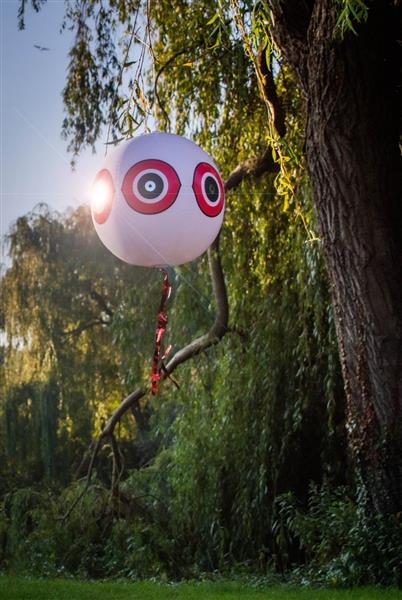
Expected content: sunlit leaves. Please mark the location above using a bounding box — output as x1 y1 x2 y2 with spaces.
1 205 144 483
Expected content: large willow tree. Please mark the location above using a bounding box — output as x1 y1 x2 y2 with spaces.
15 0 401 517
0 206 158 486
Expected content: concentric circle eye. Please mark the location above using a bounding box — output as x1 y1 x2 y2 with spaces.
122 160 181 214
192 162 224 217
137 172 164 198
91 169 115 224
204 176 219 203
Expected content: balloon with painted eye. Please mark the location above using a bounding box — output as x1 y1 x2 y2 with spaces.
91 132 225 267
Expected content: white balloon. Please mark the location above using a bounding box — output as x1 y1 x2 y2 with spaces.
91 132 225 267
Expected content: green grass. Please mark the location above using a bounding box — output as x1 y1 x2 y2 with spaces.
0 577 401 600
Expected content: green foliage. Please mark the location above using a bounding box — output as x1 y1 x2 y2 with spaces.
144 183 345 573
1 488 48 573
17 0 46 30
17 0 371 162
336 0 369 37
273 483 402 586
2 175 348 578
4 381 58 482
1 482 401 586
0 175 348 580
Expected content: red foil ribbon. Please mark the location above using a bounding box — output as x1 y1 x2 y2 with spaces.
151 269 172 395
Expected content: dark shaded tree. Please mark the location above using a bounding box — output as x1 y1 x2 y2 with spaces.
267 0 402 513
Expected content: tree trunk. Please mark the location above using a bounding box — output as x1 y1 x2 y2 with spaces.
271 0 402 513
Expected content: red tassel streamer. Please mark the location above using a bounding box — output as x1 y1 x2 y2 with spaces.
151 269 172 395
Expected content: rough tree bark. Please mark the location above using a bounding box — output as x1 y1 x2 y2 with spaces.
270 0 402 513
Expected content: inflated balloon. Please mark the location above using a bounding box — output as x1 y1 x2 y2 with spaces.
91 132 225 394
91 132 225 267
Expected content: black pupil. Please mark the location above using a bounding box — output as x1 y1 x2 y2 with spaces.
138 173 164 199
204 176 219 203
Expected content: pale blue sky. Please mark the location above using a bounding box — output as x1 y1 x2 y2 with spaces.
1 0 106 258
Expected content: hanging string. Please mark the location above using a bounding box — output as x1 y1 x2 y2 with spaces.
151 269 172 395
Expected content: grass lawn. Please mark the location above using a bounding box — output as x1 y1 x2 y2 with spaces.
0 577 401 600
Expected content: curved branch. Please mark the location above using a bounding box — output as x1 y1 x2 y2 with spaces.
102 388 147 437
164 236 228 374
61 317 109 339
257 45 286 137
224 147 279 191
97 235 227 442
110 431 124 497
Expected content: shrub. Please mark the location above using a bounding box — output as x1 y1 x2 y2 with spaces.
273 482 402 586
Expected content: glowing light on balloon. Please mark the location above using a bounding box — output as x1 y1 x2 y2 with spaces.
91 169 115 225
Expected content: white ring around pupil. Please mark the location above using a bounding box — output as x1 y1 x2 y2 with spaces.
145 180 156 192
201 172 221 206
133 168 168 204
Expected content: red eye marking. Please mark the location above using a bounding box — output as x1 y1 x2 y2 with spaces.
192 162 224 218
121 159 181 215
91 169 115 224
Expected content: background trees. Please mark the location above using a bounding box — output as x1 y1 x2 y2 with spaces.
1 205 157 488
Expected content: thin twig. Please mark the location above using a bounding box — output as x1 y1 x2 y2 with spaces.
153 49 187 130
105 11 139 151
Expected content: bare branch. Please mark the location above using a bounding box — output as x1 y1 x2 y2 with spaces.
102 388 147 438
164 236 228 374
60 435 103 520
224 148 279 192
257 45 286 137
74 439 96 479
90 289 114 318
61 317 109 339
110 432 124 497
